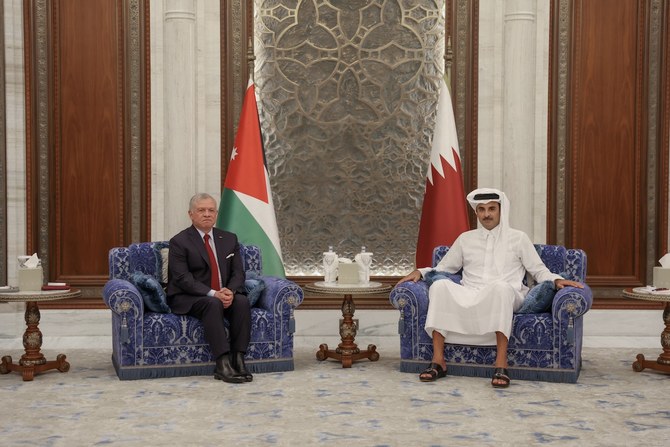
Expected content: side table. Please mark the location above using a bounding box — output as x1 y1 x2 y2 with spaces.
0 288 81 381
622 288 670 374
304 281 392 368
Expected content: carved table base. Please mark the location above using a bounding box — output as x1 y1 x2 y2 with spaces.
1 353 70 381
315 293 380 368
306 282 390 368
632 301 670 375
0 300 71 381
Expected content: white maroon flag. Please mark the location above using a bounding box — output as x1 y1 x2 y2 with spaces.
415 76 469 267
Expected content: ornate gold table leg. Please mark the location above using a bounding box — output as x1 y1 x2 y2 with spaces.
315 294 380 368
0 301 70 381
632 302 670 374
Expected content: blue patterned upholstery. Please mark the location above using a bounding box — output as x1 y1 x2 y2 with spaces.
103 241 303 380
389 244 592 383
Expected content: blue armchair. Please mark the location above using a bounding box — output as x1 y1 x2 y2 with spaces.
102 241 303 380
389 244 592 383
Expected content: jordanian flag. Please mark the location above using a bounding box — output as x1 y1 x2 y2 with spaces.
415 75 469 268
217 79 285 278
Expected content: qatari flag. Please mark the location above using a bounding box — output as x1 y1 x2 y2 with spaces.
415 76 469 267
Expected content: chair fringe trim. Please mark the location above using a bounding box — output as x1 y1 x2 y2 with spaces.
112 355 294 380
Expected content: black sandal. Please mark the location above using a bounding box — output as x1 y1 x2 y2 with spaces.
491 367 510 388
419 362 447 382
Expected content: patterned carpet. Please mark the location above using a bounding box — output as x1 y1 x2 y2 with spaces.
0 347 668 446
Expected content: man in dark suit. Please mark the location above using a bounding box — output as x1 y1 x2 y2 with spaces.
167 193 252 384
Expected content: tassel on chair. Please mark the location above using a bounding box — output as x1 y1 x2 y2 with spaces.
398 310 405 335
567 317 574 344
288 308 296 334
120 316 129 344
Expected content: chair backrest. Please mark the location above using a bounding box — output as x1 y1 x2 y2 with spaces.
108 241 262 281
432 244 587 283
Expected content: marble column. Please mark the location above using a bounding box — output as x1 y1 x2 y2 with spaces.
502 0 537 236
151 0 221 241
4 0 26 287
478 0 550 241
163 0 197 238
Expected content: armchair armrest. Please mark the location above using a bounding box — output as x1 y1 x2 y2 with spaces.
551 284 593 344
256 276 304 333
390 280 430 335
551 284 593 318
102 279 144 345
390 274 462 317
390 281 430 313
103 279 143 315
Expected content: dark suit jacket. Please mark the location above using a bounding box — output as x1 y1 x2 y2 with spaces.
166 225 246 315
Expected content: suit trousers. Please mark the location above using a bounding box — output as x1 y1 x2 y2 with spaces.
186 294 251 359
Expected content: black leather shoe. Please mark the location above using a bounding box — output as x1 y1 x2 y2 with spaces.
214 353 245 383
233 351 253 382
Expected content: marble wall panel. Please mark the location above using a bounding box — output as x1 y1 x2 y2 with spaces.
150 0 221 241
3 0 26 287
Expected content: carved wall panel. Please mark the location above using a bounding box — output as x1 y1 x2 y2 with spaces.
24 0 148 306
253 0 447 275
0 4 6 283
549 0 669 301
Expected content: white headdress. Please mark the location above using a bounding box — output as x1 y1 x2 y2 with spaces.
466 188 510 275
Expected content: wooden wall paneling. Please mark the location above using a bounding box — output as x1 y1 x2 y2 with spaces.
657 0 670 262
23 0 48 274
24 0 150 308
549 0 669 306
52 0 124 287
452 0 479 208
570 0 643 285
548 0 569 246
221 0 252 177
125 0 151 244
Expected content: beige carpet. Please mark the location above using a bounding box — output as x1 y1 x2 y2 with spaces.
0 347 668 446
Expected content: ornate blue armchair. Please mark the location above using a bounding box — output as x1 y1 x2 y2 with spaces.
390 244 592 383
102 241 303 380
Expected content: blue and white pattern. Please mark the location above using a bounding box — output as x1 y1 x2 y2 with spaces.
390 244 593 382
102 242 303 379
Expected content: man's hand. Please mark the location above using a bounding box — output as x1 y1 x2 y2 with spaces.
397 270 422 285
554 279 584 289
214 287 235 308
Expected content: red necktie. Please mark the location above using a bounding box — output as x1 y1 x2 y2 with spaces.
203 234 221 291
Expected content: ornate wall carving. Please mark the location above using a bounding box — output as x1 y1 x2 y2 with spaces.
253 0 446 275
0 4 6 283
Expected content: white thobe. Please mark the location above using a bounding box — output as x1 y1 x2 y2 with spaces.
420 226 562 345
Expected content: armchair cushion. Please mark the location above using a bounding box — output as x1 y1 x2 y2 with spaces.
424 270 462 287
244 272 266 307
130 272 170 313
516 280 556 314
160 248 169 285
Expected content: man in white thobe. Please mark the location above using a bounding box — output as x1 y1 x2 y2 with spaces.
398 188 583 387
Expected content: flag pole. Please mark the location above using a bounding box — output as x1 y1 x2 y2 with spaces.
445 35 453 89
247 35 255 82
